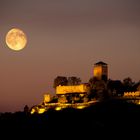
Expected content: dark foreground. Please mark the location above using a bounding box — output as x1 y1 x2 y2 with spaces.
0 99 140 138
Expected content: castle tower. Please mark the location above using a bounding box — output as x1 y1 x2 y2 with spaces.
93 61 108 81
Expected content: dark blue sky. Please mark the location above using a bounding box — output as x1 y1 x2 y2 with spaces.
0 0 140 112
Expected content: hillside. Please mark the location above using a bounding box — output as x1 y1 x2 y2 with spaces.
0 99 140 138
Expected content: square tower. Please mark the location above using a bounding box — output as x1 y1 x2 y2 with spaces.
93 61 108 81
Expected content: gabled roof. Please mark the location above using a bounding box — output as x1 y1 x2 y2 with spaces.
94 61 107 65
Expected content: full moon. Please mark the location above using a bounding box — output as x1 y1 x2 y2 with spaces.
5 28 27 51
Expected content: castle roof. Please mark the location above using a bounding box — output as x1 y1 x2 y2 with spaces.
94 61 107 65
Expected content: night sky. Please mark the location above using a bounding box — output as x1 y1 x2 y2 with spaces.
0 0 140 112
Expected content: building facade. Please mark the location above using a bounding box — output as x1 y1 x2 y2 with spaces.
56 84 90 95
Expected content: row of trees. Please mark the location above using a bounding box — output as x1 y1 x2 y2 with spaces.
88 77 140 100
53 76 81 88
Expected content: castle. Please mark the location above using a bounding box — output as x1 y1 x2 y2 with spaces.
30 61 140 114
30 61 108 114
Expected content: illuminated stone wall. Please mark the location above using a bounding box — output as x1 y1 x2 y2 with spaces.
56 84 89 94
123 91 140 105
93 66 102 79
124 91 140 97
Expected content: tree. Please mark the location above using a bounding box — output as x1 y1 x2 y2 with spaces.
123 77 134 86
67 76 81 85
107 80 123 96
88 77 98 100
88 77 108 100
123 77 135 92
89 77 98 89
24 105 29 114
137 83 140 91
53 76 68 89
133 81 140 91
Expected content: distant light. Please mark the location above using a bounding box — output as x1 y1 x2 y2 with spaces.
38 108 46 114
55 106 62 111
30 108 36 114
75 105 86 109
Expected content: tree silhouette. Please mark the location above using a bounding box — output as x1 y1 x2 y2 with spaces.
53 76 68 89
24 105 29 114
88 77 108 100
67 76 81 85
107 79 123 96
123 77 135 92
